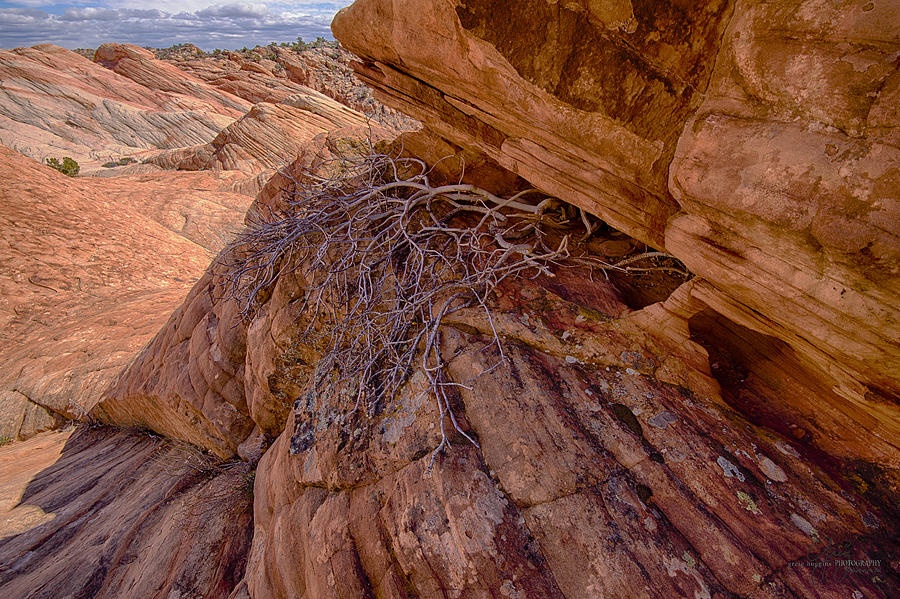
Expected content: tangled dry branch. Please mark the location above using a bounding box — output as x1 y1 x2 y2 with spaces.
218 144 688 467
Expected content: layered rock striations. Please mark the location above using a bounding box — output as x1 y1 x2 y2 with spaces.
1 2 898 598
332 0 899 475
334 0 727 248
105 42 410 190
241 275 899 599
95 138 897 597
0 38 415 599
0 42 402 188
0 144 253 440
0 40 398 441
665 0 900 446
145 92 376 176
93 128 396 459
0 44 241 168
92 43 251 117
95 219 899 597
0 427 253 599
158 43 419 132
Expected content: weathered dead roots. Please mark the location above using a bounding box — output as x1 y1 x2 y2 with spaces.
218 146 686 467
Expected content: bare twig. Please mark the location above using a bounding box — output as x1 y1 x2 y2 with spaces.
216 143 687 469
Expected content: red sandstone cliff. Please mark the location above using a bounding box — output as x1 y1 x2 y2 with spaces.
1 2 898 598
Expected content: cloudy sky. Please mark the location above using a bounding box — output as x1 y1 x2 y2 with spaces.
0 1 354 50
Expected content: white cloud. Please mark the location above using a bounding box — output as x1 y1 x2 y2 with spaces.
58 7 165 20
195 3 268 19
107 0 264 13
60 7 120 20
0 7 49 24
0 2 351 50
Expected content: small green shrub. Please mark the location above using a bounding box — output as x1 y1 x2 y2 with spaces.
290 36 332 52
46 156 79 177
102 156 138 168
0 435 12 447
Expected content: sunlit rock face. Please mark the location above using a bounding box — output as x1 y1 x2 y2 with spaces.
0 41 387 441
237 270 899 599
333 0 736 249
93 122 898 596
0 145 253 441
0 44 244 168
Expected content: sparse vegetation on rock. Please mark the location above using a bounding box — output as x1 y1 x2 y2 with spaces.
45 156 79 177
151 39 417 131
1 0 897 595
220 144 687 465
101 157 138 168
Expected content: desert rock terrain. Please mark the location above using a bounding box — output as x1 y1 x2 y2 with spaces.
1 1 898 598
0 41 397 440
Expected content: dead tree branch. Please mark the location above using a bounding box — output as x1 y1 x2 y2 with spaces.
217 143 687 468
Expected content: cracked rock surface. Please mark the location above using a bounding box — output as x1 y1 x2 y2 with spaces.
333 0 900 465
1 1 898 597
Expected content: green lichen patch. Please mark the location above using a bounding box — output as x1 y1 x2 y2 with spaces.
736 490 761 515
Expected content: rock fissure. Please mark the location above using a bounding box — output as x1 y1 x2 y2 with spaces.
1 5 898 598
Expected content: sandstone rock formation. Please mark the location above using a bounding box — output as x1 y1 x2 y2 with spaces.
93 43 251 117
0 427 253 599
0 42 399 187
94 135 896 597
0 144 253 440
0 44 241 168
0 38 399 440
665 0 900 450
145 90 378 176
1 1 898 597
93 42 411 190
242 274 899 599
94 127 397 459
332 0 899 476
160 43 419 132
94 223 899 597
